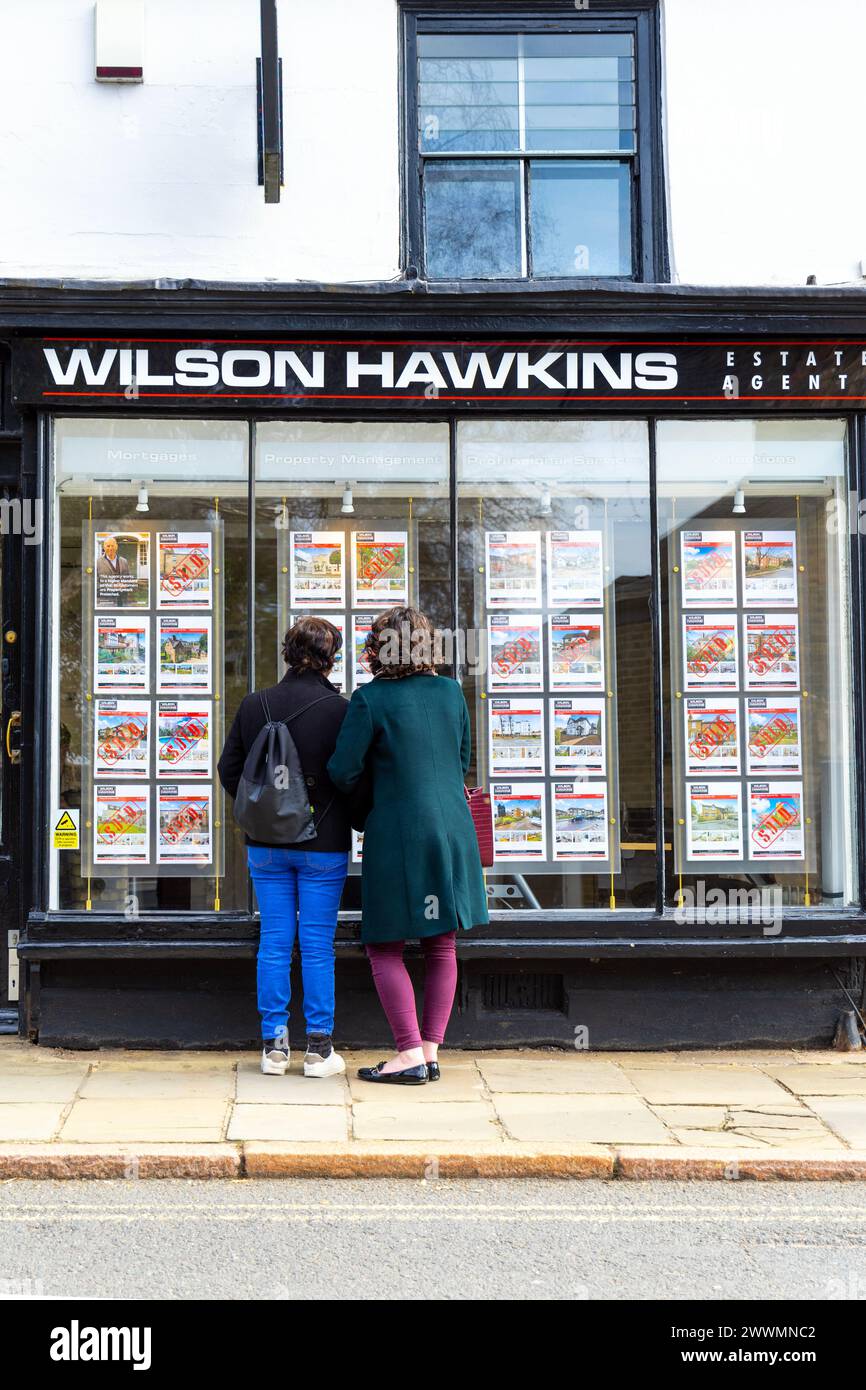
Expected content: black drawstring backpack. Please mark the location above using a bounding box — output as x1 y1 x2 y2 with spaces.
232 692 336 844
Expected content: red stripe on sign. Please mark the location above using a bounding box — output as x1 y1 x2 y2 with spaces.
96 65 143 78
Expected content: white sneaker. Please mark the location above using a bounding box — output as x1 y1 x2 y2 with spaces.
261 1030 290 1075
303 1048 346 1078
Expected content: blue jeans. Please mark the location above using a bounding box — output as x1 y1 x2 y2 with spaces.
248 847 349 1041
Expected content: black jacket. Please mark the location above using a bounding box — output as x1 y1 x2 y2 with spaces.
217 669 351 852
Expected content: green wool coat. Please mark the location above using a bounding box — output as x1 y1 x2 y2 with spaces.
326 673 490 944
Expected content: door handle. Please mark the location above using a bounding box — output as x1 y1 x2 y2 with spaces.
5 711 21 765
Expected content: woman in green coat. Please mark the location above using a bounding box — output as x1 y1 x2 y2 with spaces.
327 606 489 1085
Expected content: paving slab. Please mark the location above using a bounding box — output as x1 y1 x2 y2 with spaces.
493 1093 673 1145
80 1070 234 1100
477 1059 635 1094
623 1065 791 1106
0 1104 66 1141
236 1067 349 1105
802 1098 866 1148
60 1099 228 1143
0 1072 87 1103
227 1104 348 1142
766 1065 866 1096
352 1101 501 1142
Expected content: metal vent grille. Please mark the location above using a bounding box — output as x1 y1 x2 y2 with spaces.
481 972 565 1013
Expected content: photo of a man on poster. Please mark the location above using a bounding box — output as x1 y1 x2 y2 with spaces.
95 532 149 609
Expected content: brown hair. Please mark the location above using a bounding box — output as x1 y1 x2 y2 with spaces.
282 616 342 676
363 606 438 680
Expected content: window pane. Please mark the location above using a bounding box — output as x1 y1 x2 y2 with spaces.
458 420 655 912
255 422 451 905
524 33 635 154
658 420 858 912
424 160 522 278
50 419 249 913
530 160 631 277
418 34 518 153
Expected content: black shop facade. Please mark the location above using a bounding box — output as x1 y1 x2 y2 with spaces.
2 282 866 1050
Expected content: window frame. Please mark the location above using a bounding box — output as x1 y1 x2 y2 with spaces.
399 1 668 284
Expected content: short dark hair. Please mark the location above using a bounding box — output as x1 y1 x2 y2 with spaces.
363 606 437 679
282 616 342 675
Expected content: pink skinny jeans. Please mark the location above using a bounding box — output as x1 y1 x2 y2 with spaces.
365 931 458 1051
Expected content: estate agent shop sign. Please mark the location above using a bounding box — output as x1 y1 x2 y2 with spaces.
13 339 866 408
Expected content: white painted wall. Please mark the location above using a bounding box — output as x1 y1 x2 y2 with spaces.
0 0 864 287
0 0 401 283
663 0 866 286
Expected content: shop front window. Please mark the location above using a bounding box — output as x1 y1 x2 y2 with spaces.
254 421 451 896
658 419 858 913
45 409 861 929
457 419 655 911
49 418 250 913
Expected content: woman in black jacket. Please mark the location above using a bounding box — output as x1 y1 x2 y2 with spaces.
218 617 350 1079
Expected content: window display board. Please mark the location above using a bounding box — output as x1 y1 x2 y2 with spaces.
670 523 814 875
277 516 419 872
475 528 621 875
82 520 224 877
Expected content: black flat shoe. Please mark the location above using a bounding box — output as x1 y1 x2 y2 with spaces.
426 1061 441 1081
358 1061 428 1085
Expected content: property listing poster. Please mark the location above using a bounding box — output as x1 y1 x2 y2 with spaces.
352 830 364 864
742 530 798 607
550 698 606 776
743 613 800 690
487 698 545 776
94 615 149 692
352 615 374 688
545 531 604 608
156 784 213 864
488 614 543 692
683 697 740 776
682 613 739 690
746 697 802 775
748 781 804 861
156 701 212 779
491 782 547 861
94 700 150 779
547 612 605 691
685 781 744 861
680 530 737 608
551 780 609 861
484 532 542 609
157 616 212 692
290 531 345 609
352 530 409 607
93 784 150 865
94 531 150 610
156 531 213 609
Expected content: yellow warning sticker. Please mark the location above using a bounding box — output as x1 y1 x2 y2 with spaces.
53 809 80 850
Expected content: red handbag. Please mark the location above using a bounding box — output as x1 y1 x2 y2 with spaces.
464 786 494 867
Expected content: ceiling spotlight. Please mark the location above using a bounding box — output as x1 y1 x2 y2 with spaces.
732 487 746 515
135 482 150 513
538 487 552 516
341 483 355 516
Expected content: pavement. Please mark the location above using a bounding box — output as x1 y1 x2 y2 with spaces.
4 1037 866 1179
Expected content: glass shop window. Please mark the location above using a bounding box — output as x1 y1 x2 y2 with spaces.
657 419 858 912
254 420 451 896
48 418 250 913
457 419 655 911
